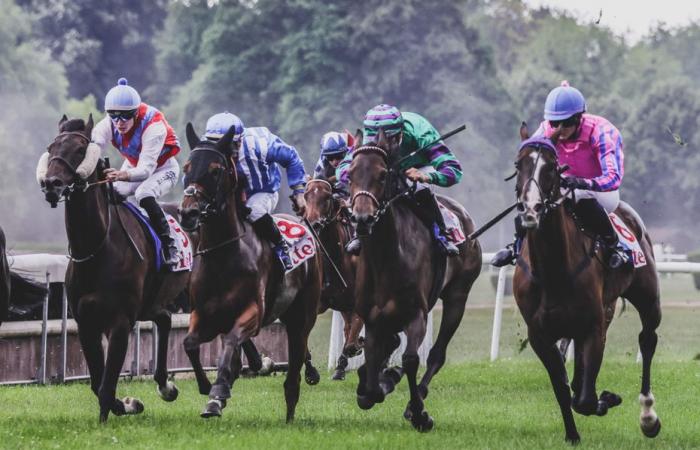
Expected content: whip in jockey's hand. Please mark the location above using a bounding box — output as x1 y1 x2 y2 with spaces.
104 168 130 182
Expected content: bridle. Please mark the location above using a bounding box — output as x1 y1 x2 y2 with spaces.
516 142 570 217
183 144 244 255
349 145 416 228
304 179 347 232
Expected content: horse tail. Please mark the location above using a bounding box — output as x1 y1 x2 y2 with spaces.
9 271 48 306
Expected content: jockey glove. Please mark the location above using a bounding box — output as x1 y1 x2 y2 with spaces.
562 176 590 190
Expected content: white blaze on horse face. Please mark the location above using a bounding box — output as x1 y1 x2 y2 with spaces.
521 152 545 227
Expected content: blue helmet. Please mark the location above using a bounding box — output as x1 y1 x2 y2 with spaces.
320 132 348 158
104 78 141 111
205 112 244 141
543 80 586 121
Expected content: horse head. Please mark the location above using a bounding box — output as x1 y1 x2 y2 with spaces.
348 129 397 235
303 178 337 232
180 122 239 231
39 115 98 207
514 123 567 229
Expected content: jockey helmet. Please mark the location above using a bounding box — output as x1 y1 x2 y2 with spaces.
363 104 403 143
543 80 586 121
320 131 348 158
105 78 141 111
205 112 244 141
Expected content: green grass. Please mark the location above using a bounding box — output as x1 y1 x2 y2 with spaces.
0 360 699 450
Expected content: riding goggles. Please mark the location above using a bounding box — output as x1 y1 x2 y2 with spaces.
548 115 578 129
107 109 137 122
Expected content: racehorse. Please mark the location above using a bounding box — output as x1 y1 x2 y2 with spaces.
179 123 322 421
512 124 662 443
304 178 364 380
40 115 188 422
0 226 9 325
348 129 482 431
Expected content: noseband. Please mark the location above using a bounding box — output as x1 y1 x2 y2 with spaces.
516 140 569 215
305 179 346 231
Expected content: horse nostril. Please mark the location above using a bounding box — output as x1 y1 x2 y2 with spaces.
350 214 358 223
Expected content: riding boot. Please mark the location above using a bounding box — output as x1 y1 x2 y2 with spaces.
491 216 526 267
411 189 459 256
140 196 179 266
574 199 628 269
251 214 294 271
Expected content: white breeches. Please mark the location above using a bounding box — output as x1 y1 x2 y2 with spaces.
572 189 620 212
114 157 180 203
246 192 279 222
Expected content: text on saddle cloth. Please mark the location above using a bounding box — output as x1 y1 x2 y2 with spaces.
273 217 316 273
122 201 193 272
608 212 646 268
437 202 466 245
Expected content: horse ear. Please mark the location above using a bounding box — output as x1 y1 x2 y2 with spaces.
519 121 529 141
85 114 94 137
186 122 200 150
217 125 236 156
59 114 68 130
353 128 363 147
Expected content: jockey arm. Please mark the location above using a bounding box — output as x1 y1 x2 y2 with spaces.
265 135 307 194
587 125 623 192
312 155 325 179
423 143 462 187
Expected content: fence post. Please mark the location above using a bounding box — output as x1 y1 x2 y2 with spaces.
150 322 158 374
38 271 50 385
490 266 508 362
132 322 141 376
59 285 68 383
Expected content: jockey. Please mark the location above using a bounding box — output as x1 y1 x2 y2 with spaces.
491 81 628 269
91 78 180 266
203 112 307 270
338 104 463 256
313 131 352 195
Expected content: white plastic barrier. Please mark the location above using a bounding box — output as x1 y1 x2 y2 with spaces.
8 253 68 282
328 310 433 370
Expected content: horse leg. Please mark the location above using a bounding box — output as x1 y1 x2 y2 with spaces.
356 326 388 409
304 350 320 385
77 322 105 399
201 328 245 418
416 286 468 401
629 291 662 437
570 338 584 406
183 310 212 395
529 331 580 444
402 310 433 432
241 339 262 373
152 310 178 402
572 324 609 417
99 317 142 422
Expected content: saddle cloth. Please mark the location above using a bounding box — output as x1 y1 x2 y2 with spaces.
437 201 466 245
608 212 646 268
122 202 193 272
273 216 316 273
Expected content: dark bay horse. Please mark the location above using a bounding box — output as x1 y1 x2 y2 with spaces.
179 123 321 421
512 125 661 443
348 130 482 431
0 226 9 325
304 178 364 380
40 116 188 421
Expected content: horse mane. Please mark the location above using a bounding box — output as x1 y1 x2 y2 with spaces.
60 118 88 133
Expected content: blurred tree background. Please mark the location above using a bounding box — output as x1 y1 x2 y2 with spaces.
1 0 698 252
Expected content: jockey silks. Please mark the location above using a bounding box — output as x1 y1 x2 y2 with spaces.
110 103 180 167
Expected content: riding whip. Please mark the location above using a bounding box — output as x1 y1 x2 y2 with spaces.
468 202 518 241
104 157 116 204
395 124 467 166
303 218 348 289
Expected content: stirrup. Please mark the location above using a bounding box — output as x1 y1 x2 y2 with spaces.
161 240 179 266
274 244 294 270
491 244 516 267
607 247 629 269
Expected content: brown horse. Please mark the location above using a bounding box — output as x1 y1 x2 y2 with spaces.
40 116 188 422
348 130 482 431
512 125 662 443
179 123 321 421
0 226 9 325
303 178 364 380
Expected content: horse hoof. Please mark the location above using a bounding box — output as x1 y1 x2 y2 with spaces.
331 370 345 381
600 390 622 408
357 394 375 410
200 399 223 418
258 357 274 376
305 366 320 385
565 433 581 445
122 397 144 415
411 411 434 432
641 417 661 438
158 381 179 402
596 400 608 416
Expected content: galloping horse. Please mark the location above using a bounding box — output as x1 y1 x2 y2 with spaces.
179 123 321 421
304 178 364 380
348 130 482 431
40 116 188 422
512 125 661 443
0 226 10 325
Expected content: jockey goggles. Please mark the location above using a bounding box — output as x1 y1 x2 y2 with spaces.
107 109 137 122
548 115 578 129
